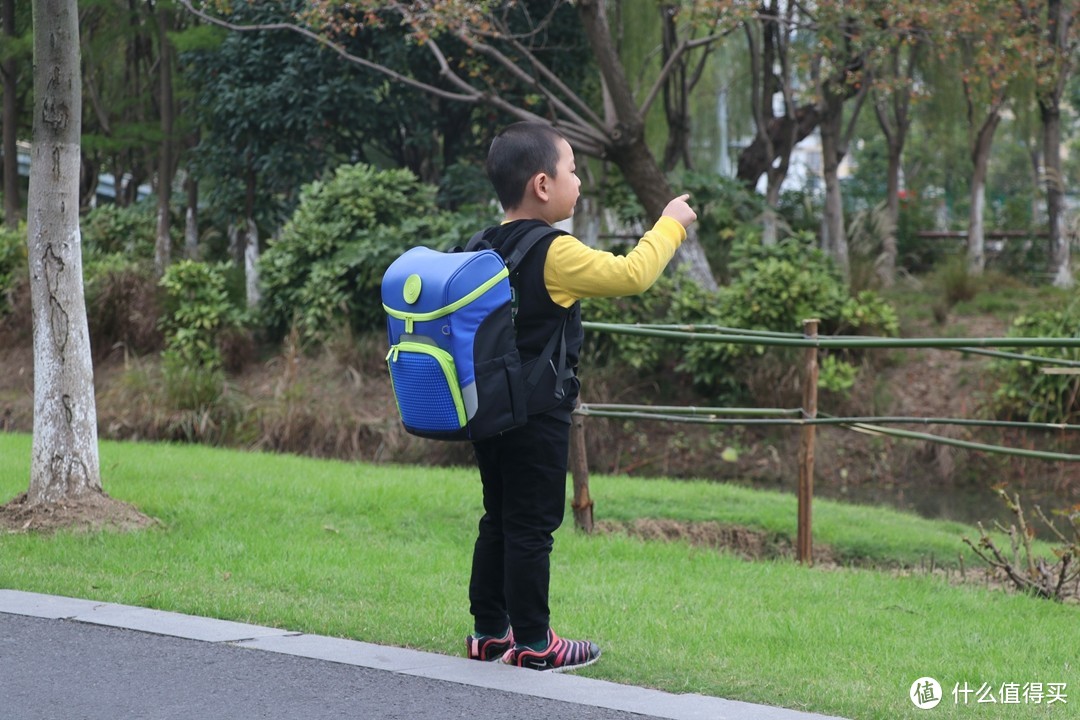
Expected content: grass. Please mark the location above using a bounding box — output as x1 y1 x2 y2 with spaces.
1 433 1076 719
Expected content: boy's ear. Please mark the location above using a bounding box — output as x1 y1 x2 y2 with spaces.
530 172 551 203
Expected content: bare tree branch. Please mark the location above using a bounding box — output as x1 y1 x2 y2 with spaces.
177 0 611 157
177 0 479 103
640 30 729 118
459 32 606 140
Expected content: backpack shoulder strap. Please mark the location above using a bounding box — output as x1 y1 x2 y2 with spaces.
500 224 562 272
464 224 561 269
464 229 490 252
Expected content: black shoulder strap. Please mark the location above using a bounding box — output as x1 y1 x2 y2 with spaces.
500 225 561 272
469 223 571 403
464 229 489 252
464 224 559 272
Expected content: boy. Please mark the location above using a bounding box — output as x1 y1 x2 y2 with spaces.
466 121 697 671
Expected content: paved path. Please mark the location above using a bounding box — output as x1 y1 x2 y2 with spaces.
0 590 847 720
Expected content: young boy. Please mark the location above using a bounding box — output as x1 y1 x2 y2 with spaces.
466 121 697 671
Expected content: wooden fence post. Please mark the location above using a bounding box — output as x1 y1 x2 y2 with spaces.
569 400 594 533
797 319 820 565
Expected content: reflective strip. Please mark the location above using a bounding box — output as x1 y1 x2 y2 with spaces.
383 267 508 324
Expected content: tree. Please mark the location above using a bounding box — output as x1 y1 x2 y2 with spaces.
155 0 178 276
811 2 871 283
179 0 380 306
1 0 30 229
741 0 799 245
869 6 927 286
1021 0 1080 287
26 0 101 503
179 0 725 290
940 0 1031 275
655 2 724 172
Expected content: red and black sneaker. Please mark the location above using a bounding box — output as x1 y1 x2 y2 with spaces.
466 629 515 661
500 629 601 672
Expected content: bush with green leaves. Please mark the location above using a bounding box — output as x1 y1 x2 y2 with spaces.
584 234 899 403
81 201 159 260
839 290 900 336
687 238 897 398
990 304 1080 424
259 162 497 342
581 272 693 374
159 260 241 408
0 223 27 314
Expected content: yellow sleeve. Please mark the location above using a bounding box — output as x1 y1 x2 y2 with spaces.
543 216 687 308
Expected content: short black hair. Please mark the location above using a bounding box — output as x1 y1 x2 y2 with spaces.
485 122 566 211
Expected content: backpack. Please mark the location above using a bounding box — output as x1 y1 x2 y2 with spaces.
381 225 566 441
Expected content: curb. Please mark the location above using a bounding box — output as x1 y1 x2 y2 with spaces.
0 589 847 720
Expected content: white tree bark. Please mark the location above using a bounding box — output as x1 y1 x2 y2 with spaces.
966 110 1001 277
244 217 260 309
27 0 101 504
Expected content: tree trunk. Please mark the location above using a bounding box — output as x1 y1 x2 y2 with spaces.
967 111 1001 276
763 176 783 246
577 0 717 292
244 217 260 309
608 139 715 290
1042 103 1072 287
2 0 18 228
659 2 692 173
184 172 199 259
244 163 260 308
819 98 849 283
154 4 174 276
27 0 101 504
874 91 908 289
878 144 902 287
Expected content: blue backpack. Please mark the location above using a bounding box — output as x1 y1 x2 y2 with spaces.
381 226 564 441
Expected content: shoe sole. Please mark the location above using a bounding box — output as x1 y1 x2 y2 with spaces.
523 648 602 673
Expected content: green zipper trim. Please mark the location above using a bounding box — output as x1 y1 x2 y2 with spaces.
386 341 466 429
383 267 508 324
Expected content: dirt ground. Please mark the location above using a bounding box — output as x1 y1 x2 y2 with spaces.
0 490 158 534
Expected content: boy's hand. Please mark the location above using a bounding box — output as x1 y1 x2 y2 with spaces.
662 194 697 229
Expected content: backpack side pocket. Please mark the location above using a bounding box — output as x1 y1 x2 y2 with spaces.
468 350 527 440
387 341 466 434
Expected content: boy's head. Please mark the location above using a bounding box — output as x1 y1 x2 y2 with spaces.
486 122 579 222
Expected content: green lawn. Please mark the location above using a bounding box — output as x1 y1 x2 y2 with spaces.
1 433 1075 719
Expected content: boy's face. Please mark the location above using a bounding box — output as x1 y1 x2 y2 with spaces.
543 138 581 222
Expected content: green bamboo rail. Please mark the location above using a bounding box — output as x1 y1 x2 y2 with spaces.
584 321 1080 349
571 319 1080 562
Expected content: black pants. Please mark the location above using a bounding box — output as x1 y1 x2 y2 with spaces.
469 413 570 646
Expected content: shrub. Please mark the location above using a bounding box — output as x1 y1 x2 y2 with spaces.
259 162 497 342
0 223 27 314
838 290 900 337
583 234 899 404
581 272 699 374
84 256 163 359
990 303 1080 424
688 243 897 400
159 260 242 408
818 354 858 393
81 202 159 260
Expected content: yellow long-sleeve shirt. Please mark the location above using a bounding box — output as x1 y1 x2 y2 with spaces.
542 216 687 308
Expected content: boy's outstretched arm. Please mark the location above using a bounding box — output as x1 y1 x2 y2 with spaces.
543 195 700 307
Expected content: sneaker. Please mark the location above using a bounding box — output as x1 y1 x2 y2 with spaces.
466 629 514 661
501 629 601 672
